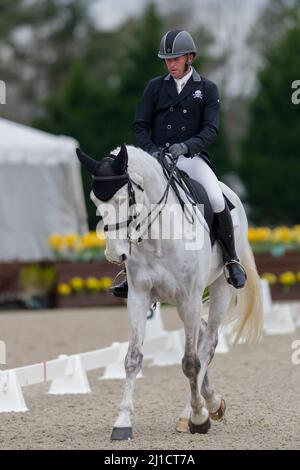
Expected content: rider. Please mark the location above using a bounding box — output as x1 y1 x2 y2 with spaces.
112 30 247 298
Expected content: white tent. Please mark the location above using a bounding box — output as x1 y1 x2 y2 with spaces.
0 118 88 261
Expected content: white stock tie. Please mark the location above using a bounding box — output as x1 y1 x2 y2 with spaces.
176 80 186 94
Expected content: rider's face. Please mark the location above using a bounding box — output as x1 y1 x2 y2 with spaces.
165 54 192 79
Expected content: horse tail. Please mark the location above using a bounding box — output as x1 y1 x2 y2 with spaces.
225 241 263 345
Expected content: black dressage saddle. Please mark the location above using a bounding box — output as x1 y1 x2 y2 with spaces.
171 169 235 245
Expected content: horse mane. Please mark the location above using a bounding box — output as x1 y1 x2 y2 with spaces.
111 145 163 181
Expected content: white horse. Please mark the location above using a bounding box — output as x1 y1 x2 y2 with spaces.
76 144 263 441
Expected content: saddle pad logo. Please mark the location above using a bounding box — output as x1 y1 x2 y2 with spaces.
193 90 203 99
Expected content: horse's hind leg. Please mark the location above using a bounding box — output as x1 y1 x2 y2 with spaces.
176 372 226 432
197 277 233 416
202 371 226 421
176 318 225 433
111 291 150 441
179 300 210 434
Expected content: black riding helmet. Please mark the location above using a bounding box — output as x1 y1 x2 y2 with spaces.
158 30 196 59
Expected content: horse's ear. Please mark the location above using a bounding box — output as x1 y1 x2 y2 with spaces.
112 144 128 174
76 148 98 174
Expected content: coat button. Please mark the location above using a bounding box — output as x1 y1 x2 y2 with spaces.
183 109 187 113
169 106 174 112
181 126 186 131
167 124 172 130
165 142 170 147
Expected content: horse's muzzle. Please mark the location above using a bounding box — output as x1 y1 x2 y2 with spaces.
105 250 127 265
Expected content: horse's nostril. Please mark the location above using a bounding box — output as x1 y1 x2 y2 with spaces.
120 254 127 262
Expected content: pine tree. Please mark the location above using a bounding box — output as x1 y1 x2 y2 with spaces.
239 24 300 224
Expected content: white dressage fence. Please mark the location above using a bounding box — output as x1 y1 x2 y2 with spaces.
0 281 299 413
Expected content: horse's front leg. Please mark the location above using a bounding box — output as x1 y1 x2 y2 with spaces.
179 300 211 434
111 289 150 441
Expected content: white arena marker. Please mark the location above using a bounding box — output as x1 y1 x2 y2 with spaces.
100 342 127 380
264 303 296 336
215 329 229 354
260 278 273 314
146 329 184 367
100 342 143 380
0 370 28 412
145 303 166 340
0 340 6 365
289 303 300 328
48 355 91 395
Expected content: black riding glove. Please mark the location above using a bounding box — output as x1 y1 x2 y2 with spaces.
168 143 189 159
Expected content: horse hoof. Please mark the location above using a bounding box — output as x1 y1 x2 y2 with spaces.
188 417 211 434
111 427 133 441
175 417 189 433
209 399 226 421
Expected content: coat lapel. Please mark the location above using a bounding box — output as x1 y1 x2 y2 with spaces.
164 77 178 100
163 69 202 106
172 77 198 106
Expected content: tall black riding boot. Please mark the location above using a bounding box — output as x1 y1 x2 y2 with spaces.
213 204 247 289
109 269 128 298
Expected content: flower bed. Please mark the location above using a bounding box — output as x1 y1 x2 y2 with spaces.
53 260 125 308
2 226 300 309
249 225 300 256
250 226 300 300
48 231 126 307
48 231 106 262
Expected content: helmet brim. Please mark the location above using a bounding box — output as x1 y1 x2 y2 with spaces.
158 52 195 59
157 52 186 59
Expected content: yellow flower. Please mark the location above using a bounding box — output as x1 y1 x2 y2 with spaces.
64 233 79 249
271 226 294 243
48 234 65 251
293 225 300 235
257 227 271 241
248 227 257 243
95 230 106 248
261 272 277 285
296 271 300 282
69 277 84 291
278 271 297 286
248 227 271 242
80 232 96 249
99 277 113 290
85 277 99 291
80 233 93 249
57 283 71 296
89 232 103 248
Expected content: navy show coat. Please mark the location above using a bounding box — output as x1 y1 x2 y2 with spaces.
133 68 220 165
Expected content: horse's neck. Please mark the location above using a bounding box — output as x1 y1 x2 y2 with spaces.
128 150 177 206
128 150 184 258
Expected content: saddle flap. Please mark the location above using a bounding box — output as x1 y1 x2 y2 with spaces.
176 170 235 245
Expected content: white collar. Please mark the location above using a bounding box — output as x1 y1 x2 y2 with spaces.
174 67 193 87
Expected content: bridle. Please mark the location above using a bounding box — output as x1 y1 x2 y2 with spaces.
93 150 203 254
92 172 145 253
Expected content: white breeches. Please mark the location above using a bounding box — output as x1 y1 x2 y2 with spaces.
177 155 225 213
